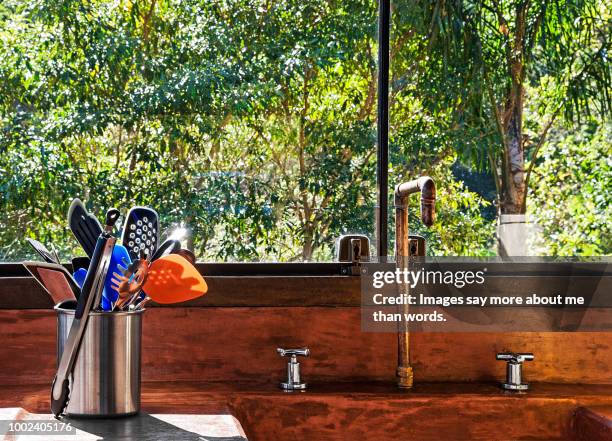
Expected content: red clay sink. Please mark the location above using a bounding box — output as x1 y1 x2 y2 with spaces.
3 382 612 440
227 383 612 441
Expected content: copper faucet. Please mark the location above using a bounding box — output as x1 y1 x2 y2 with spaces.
394 176 436 388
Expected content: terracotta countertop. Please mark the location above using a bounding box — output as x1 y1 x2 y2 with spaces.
2 381 612 441
6 381 612 410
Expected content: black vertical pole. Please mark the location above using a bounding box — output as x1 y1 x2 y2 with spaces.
376 0 390 259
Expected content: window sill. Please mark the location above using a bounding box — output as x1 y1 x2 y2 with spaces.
0 262 608 309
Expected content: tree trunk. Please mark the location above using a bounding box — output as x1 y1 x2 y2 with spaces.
494 2 532 256
500 0 527 216
500 96 526 215
498 85 528 256
302 227 314 261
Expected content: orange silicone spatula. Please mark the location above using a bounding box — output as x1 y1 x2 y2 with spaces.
142 253 207 304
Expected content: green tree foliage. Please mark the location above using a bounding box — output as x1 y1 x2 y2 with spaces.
398 0 611 219
528 122 611 255
0 0 605 261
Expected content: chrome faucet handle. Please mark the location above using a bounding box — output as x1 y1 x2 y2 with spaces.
496 352 534 391
277 348 310 358
496 352 534 363
277 348 310 391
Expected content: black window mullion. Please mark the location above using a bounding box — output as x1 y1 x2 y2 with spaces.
376 0 391 259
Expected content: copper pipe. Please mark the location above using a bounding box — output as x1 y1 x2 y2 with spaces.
394 176 436 388
395 177 436 227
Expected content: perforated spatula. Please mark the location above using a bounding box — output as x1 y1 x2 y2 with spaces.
67 198 103 258
142 254 207 304
121 206 159 261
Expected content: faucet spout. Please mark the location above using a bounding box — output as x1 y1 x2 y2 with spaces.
395 176 436 227
394 176 436 389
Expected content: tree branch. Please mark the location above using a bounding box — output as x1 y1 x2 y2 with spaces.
525 0 549 59
488 150 502 197
521 106 562 212
358 42 377 120
142 0 157 46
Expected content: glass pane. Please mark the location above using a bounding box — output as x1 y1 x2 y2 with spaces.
0 0 379 262
389 0 611 257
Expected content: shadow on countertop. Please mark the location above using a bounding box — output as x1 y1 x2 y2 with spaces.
66 412 247 441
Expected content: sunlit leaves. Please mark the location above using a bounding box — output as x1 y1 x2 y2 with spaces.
2 0 602 261
528 122 611 255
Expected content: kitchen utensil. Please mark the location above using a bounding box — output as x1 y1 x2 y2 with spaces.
67 198 103 258
142 254 207 304
73 268 87 289
71 245 132 311
102 244 132 311
23 261 80 303
110 256 149 310
173 248 196 264
130 296 151 310
121 206 159 261
25 238 60 264
51 208 120 417
150 239 181 261
71 257 90 272
51 244 61 264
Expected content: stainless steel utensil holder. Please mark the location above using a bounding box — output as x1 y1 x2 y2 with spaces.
55 304 144 417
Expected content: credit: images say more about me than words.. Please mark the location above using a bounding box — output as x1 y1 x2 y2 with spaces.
369 268 585 322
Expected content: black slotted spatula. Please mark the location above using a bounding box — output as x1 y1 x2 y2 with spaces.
121 206 159 261
67 199 103 258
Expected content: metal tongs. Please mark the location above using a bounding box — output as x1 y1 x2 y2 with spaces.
51 208 120 417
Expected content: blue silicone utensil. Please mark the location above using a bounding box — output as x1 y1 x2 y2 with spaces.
72 268 87 288
103 244 131 310
73 244 132 311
